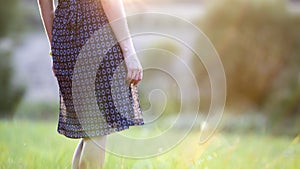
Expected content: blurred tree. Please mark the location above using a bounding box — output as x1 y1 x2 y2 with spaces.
0 50 25 119
0 0 25 119
264 13 300 134
195 0 299 112
0 0 20 37
194 0 300 134
139 40 181 115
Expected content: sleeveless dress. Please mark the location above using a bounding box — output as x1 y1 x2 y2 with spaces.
51 0 144 139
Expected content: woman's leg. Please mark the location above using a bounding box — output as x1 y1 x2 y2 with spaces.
79 136 107 169
72 139 84 169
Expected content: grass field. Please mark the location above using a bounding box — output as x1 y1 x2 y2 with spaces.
0 120 299 169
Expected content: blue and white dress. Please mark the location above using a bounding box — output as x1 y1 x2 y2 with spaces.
51 0 144 139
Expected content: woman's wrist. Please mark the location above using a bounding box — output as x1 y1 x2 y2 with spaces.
120 39 136 58
122 47 136 58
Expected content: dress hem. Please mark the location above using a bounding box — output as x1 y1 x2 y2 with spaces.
57 121 144 139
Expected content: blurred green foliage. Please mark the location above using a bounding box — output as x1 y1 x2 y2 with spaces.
0 0 25 119
15 101 58 120
196 0 298 109
195 0 300 134
0 0 21 38
0 50 25 119
266 12 300 135
139 40 181 116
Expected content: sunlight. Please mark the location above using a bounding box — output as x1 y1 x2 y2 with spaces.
123 0 147 6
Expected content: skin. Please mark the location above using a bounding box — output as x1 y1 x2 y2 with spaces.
37 0 143 168
102 0 143 85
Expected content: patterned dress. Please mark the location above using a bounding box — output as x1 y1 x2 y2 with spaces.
51 0 144 139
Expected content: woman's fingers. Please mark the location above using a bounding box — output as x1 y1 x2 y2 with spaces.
138 70 143 81
132 71 140 85
127 68 142 85
126 69 133 82
123 54 143 85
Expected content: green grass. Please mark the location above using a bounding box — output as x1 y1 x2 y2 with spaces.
0 120 299 169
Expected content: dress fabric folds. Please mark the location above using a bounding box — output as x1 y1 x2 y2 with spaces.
51 0 144 138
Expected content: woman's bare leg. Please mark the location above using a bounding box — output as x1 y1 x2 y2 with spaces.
79 136 107 169
72 139 84 169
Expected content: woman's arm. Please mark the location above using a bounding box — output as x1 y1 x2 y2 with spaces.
37 0 55 47
101 0 142 85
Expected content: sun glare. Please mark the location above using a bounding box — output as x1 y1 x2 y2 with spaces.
123 0 146 5
122 0 147 10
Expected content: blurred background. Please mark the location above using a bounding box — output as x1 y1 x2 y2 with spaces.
0 0 299 168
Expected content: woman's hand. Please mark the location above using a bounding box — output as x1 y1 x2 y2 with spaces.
124 54 143 86
101 0 142 85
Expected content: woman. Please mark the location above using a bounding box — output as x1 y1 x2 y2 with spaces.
37 0 144 168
